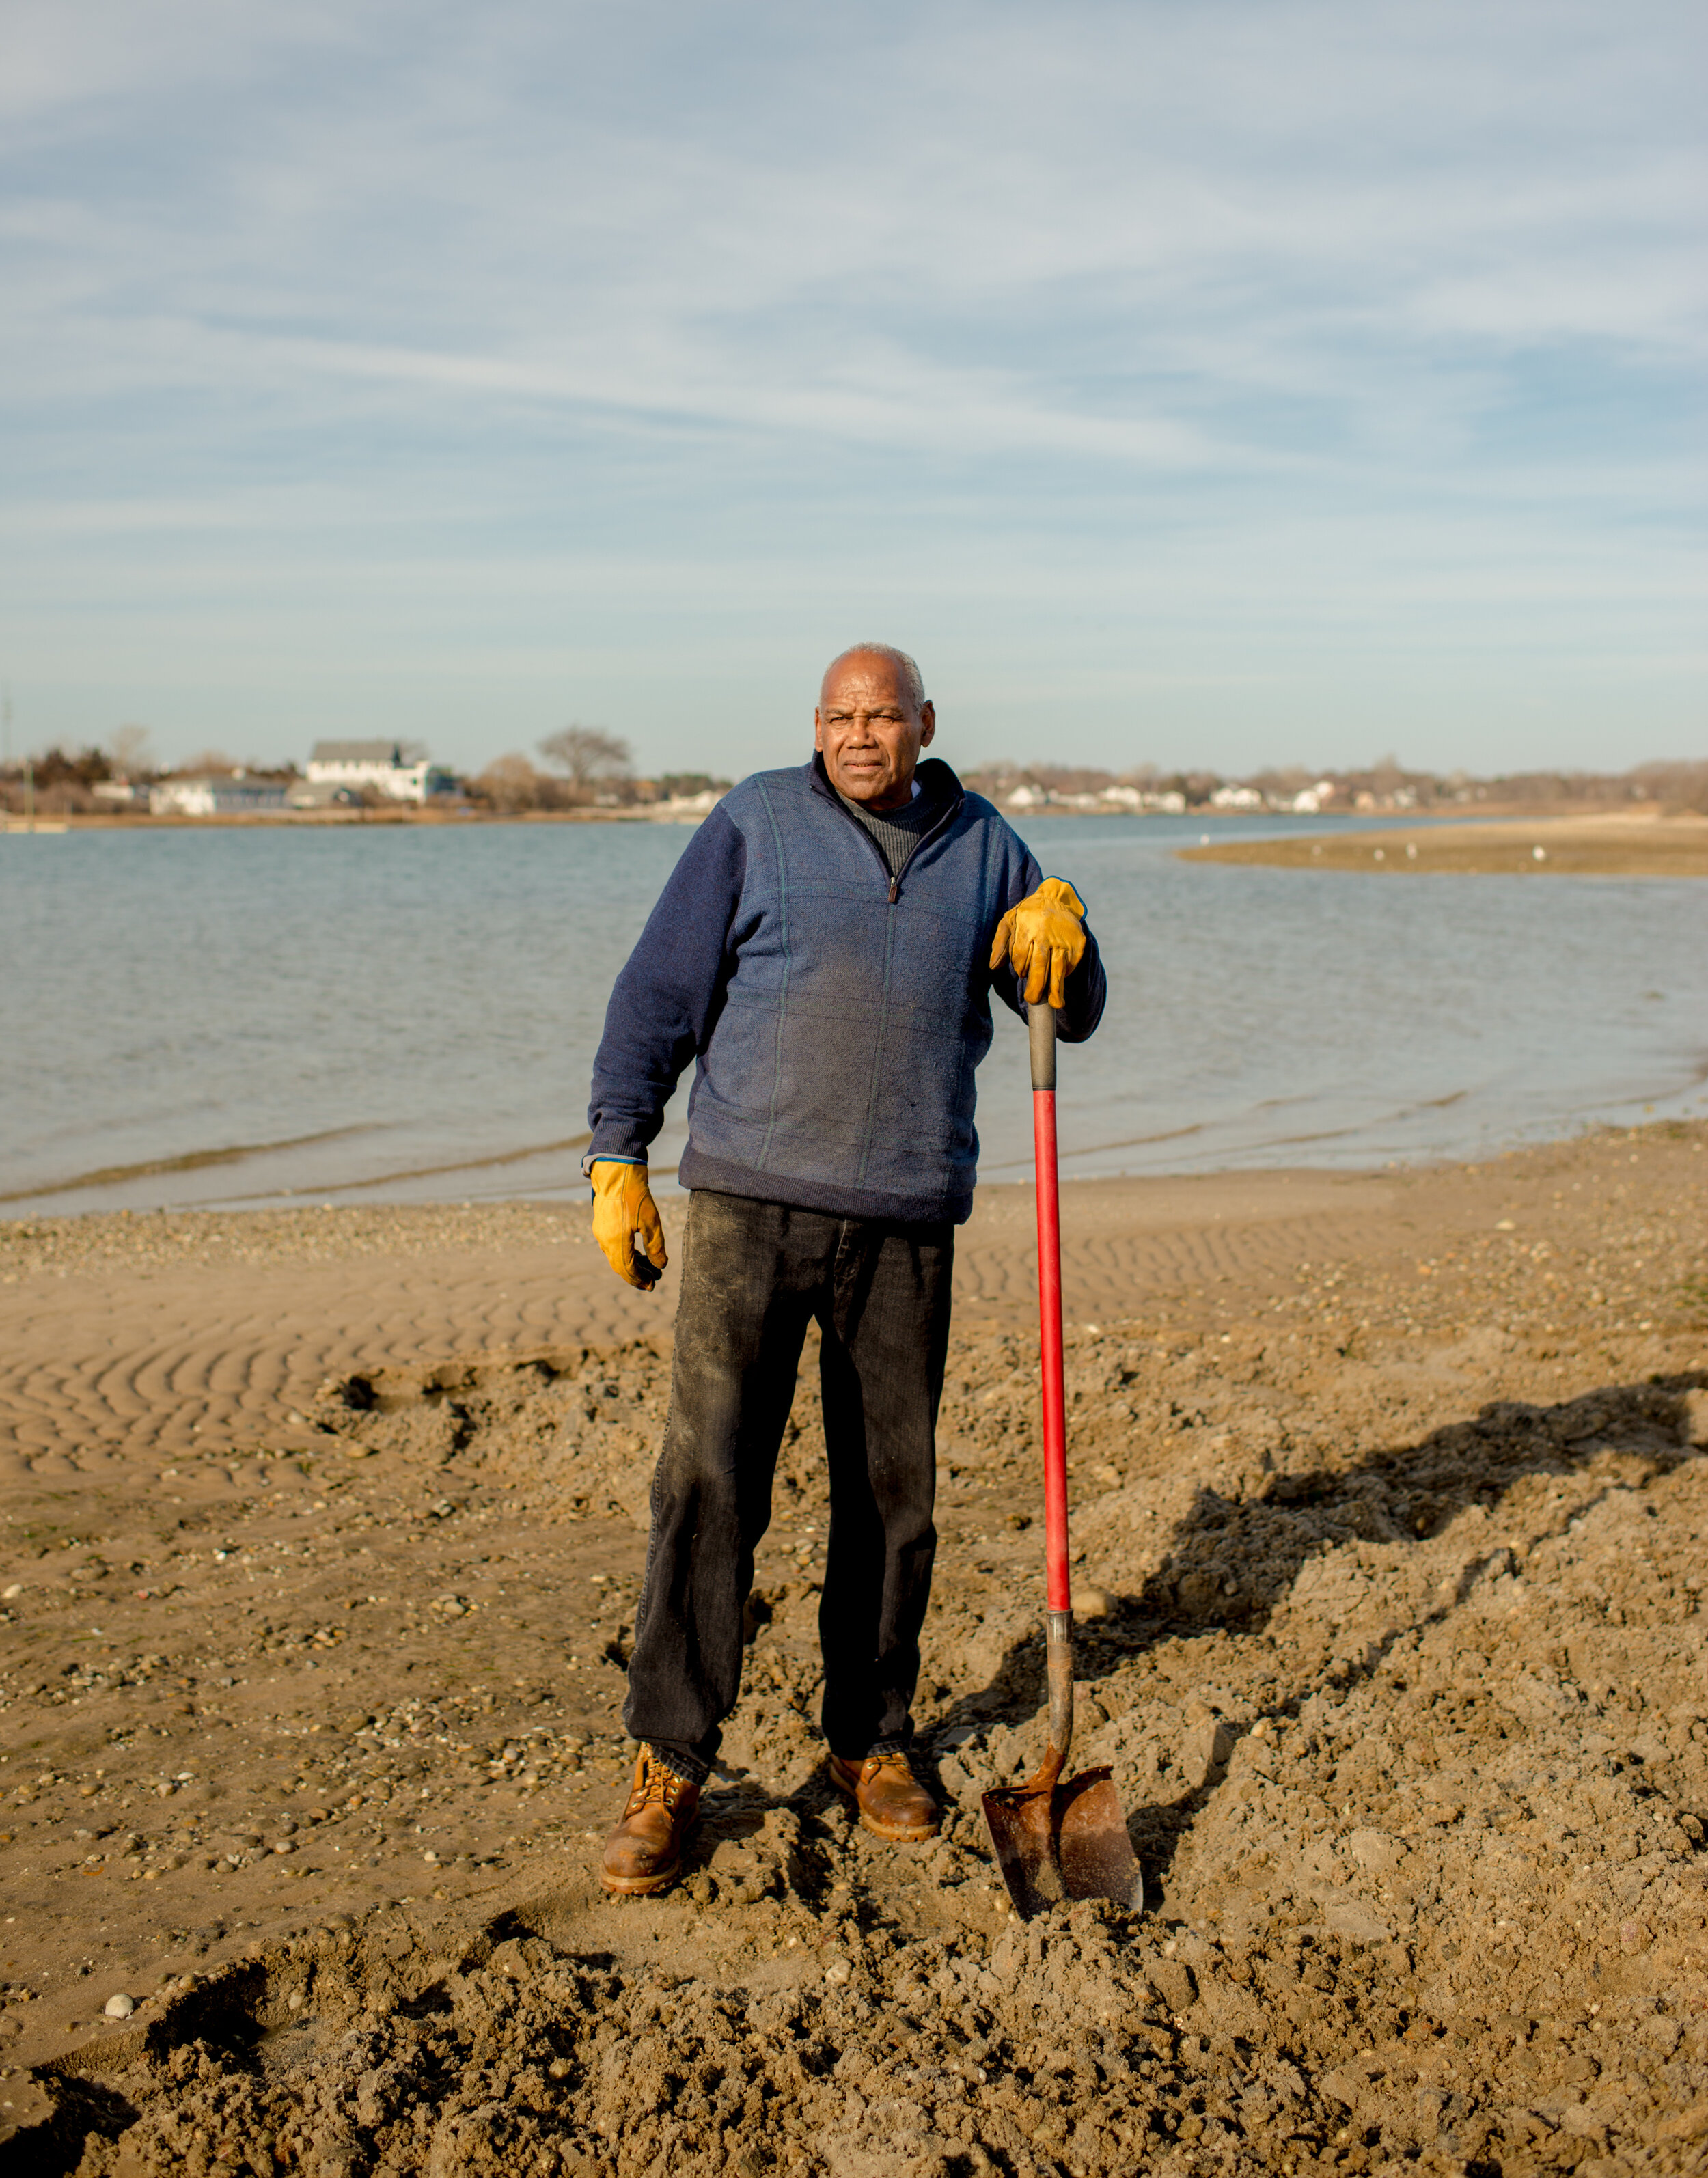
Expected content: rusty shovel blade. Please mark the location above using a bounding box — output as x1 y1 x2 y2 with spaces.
982 1765 1144 1920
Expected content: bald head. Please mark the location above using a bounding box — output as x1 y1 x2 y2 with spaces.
815 643 937 812
820 642 926 712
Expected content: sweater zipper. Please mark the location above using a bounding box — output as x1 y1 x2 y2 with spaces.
884 792 961 898
820 784 963 902
832 802 899 894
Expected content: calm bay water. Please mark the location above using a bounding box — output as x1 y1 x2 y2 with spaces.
2 813 1703 1215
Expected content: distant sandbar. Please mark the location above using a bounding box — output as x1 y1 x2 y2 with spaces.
1179 812 1708 877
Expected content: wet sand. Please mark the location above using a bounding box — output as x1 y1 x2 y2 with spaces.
1179 814 1708 878
1 1127 1705 2173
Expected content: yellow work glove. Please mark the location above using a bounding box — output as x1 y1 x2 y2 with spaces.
590 1160 668 1290
989 878 1088 1009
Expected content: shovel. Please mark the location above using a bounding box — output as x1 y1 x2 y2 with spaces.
982 1003 1145 1920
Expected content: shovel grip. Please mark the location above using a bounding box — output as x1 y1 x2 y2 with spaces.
1031 1006 1070 1616
1043 1606 1073 1784
1029 1001 1057 1092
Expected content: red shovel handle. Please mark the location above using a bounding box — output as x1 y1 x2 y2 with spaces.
1030 1004 1071 1614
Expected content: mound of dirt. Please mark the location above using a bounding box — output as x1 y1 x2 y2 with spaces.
19 1326 1707 2177
39 1888 1224 2178
4 1124 1707 2175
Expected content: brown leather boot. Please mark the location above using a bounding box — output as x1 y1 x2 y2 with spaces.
601 1747 701 1895
828 1749 939 1843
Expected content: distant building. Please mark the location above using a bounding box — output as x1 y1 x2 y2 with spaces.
1210 784 1265 810
657 788 721 816
150 775 289 816
287 777 368 810
304 740 451 805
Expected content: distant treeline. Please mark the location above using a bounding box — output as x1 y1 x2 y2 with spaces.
959 757 1708 818
0 721 732 818
2 727 1702 821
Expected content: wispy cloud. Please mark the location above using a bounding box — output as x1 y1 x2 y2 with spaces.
1 0 1702 772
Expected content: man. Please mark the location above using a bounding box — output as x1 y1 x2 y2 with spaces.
585 643 1105 1894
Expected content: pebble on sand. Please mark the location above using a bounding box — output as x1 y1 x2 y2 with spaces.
104 1994 135 2019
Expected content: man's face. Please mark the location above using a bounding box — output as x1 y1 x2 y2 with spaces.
814 654 936 812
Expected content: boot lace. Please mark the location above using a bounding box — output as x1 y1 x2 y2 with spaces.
625 1752 691 1818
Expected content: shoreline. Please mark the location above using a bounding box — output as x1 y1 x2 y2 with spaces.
2 798 1689 834
0 803 707 831
5 1117 1703 1344
12 1104 1707 1224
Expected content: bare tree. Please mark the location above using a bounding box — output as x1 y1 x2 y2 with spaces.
107 723 154 779
537 723 632 791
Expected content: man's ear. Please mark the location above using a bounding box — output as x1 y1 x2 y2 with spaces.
918 700 936 748
813 707 826 753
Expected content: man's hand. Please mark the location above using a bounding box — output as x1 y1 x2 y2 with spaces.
590 1160 668 1289
989 878 1088 1008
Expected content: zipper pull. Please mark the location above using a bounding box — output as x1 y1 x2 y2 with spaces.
888 878 900 903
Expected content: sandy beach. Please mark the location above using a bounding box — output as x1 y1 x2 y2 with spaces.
2 1125 1706 2173
1178 814 1708 879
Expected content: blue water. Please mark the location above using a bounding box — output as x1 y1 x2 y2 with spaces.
1 814 1703 1213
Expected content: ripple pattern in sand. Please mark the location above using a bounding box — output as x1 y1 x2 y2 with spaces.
0 1236 682 1484
0 1193 1397 1485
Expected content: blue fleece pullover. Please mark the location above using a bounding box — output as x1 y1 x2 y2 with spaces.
586 756 1105 1225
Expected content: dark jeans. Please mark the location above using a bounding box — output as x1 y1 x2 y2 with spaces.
624 1188 954 1779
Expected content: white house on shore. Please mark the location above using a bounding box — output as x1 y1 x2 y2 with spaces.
149 774 289 816
301 741 447 805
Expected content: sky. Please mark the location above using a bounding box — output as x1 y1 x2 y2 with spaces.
2 0 1703 782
